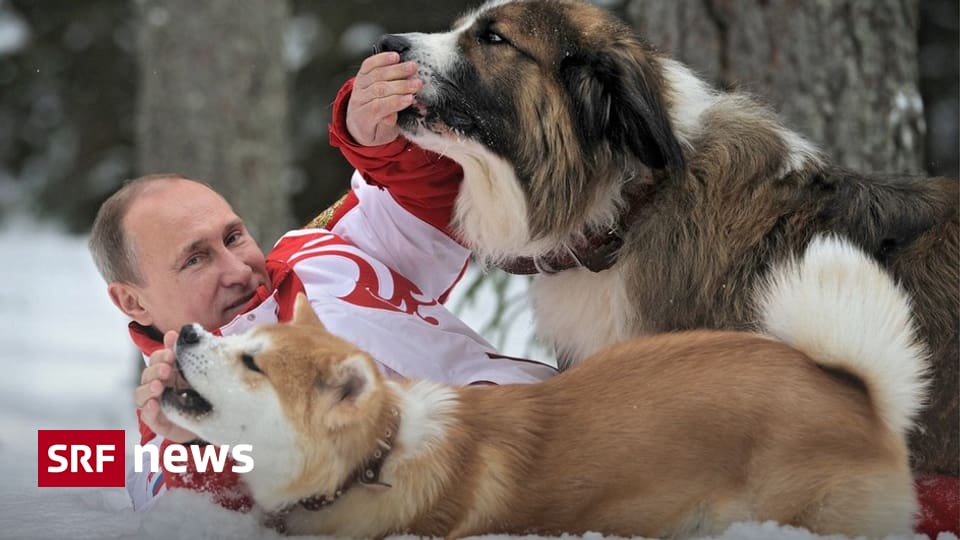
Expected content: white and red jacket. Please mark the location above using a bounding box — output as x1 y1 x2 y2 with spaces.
126 78 557 511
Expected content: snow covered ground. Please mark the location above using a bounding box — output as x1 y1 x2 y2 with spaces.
0 222 950 540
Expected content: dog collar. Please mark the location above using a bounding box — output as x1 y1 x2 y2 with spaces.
493 180 658 276
265 408 400 531
497 225 624 275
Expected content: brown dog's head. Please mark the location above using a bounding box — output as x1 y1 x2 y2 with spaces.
161 294 393 511
378 0 684 258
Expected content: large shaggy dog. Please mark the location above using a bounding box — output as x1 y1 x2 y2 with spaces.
162 238 926 537
377 0 959 475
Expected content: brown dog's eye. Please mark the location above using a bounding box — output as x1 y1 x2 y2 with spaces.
241 353 262 373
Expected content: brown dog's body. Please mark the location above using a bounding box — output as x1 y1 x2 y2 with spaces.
287 333 913 538
162 237 927 538
383 0 959 474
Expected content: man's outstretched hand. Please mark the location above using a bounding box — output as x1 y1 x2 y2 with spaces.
134 330 198 443
346 51 423 147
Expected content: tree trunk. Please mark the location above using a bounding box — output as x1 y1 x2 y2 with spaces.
135 0 292 245
627 0 925 174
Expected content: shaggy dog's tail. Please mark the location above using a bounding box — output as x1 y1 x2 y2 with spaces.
757 234 930 436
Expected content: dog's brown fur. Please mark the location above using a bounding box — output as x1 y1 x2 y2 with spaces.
626 148 958 476
163 231 927 537
387 0 959 475
258 295 917 538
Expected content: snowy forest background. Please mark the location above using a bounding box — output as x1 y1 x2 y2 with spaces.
0 0 957 538
0 0 956 238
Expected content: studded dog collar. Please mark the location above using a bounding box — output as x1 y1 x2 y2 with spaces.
265 407 400 532
496 225 624 275
494 182 656 275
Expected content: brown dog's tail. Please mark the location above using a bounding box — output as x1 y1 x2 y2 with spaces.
756 234 931 437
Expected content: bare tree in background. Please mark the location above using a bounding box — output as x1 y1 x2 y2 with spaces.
627 0 956 475
136 0 293 245
628 0 926 174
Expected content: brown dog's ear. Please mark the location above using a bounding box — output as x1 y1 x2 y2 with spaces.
293 293 326 330
320 353 382 429
332 354 375 404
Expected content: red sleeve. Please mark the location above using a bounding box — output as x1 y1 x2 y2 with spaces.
328 78 464 235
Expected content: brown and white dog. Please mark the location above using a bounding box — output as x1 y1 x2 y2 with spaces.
376 0 959 475
161 236 928 538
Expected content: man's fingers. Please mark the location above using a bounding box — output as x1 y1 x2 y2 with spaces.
163 330 178 349
357 51 401 76
139 361 171 385
134 379 165 407
141 401 174 434
357 93 416 123
141 400 198 443
147 348 173 367
134 385 152 409
140 397 165 423
354 61 418 92
353 79 422 105
139 397 168 429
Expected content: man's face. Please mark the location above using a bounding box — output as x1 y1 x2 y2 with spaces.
116 179 271 333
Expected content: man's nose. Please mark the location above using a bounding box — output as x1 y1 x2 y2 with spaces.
178 324 200 346
220 251 254 286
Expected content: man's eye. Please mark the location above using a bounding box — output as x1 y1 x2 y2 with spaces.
226 231 242 245
183 255 202 268
241 353 262 373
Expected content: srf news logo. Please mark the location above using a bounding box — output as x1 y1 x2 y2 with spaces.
38 429 254 487
38 430 125 487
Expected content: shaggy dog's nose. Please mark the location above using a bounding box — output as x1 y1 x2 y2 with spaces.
178 324 200 346
374 34 411 55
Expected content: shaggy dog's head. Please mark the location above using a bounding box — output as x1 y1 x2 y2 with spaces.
379 0 684 260
161 294 393 511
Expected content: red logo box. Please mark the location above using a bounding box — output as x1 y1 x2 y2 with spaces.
38 430 126 487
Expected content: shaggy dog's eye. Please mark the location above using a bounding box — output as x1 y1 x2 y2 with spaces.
241 353 262 373
478 28 505 44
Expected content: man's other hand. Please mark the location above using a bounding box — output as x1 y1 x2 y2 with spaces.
134 330 198 443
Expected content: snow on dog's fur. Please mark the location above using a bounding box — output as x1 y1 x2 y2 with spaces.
380 0 958 475
161 236 926 538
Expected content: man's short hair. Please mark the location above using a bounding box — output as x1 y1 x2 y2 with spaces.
88 173 191 284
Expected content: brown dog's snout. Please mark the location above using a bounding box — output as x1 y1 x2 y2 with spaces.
374 34 411 57
178 324 201 347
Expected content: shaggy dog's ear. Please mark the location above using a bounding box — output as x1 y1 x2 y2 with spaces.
561 46 685 171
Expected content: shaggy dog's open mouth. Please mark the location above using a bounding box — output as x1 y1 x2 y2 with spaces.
396 105 423 131
397 97 475 138
160 358 213 417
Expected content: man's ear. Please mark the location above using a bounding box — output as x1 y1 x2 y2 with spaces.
293 293 325 330
108 282 153 327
